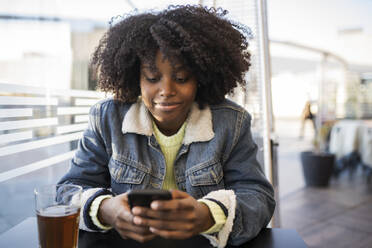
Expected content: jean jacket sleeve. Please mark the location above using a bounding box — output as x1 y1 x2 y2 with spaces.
58 103 113 232
202 111 276 247
227 111 275 245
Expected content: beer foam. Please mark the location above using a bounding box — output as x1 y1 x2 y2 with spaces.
38 205 79 217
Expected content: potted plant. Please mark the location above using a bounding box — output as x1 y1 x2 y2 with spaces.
300 121 335 187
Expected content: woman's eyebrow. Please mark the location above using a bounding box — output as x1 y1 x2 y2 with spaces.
173 65 187 72
141 65 158 72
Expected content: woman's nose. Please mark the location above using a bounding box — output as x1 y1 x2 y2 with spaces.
159 77 176 96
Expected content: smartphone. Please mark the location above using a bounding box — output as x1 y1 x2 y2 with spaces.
128 189 172 209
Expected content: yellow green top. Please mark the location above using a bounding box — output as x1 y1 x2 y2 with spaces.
153 121 226 234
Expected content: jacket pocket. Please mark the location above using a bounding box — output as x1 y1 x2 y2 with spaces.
108 157 146 184
188 160 223 186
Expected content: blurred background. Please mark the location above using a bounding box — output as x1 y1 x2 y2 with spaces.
0 0 371 247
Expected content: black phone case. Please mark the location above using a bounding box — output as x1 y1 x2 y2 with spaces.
128 189 172 208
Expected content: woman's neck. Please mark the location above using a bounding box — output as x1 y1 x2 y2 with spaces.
153 118 186 136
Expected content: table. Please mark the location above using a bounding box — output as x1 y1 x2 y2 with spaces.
0 217 308 248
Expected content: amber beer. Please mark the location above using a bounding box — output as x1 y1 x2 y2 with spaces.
37 205 80 248
34 184 82 248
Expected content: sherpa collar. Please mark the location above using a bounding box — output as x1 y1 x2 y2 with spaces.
122 100 215 145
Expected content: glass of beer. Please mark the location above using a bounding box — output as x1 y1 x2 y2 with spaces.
34 184 82 248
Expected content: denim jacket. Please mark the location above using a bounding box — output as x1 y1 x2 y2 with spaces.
59 98 275 247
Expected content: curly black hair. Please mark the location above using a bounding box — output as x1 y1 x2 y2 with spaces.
92 5 251 108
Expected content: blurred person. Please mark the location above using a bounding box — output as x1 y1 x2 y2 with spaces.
299 100 316 139
59 5 275 248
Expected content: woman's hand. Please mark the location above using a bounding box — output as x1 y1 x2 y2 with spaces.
98 193 156 243
131 190 215 239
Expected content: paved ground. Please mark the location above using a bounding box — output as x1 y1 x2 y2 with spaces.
276 118 372 248
275 117 314 198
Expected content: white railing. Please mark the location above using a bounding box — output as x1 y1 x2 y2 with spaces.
0 82 105 183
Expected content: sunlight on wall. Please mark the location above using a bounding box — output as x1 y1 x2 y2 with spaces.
272 72 317 118
0 21 72 89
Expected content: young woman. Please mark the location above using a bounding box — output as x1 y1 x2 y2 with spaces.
59 5 275 247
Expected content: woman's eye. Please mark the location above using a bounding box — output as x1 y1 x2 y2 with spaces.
175 77 188 83
146 77 159 83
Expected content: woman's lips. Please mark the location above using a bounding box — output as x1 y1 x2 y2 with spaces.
154 102 181 111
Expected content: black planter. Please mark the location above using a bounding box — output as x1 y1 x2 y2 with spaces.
300 151 335 187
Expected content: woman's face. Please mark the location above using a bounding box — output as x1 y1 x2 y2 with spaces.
140 51 197 136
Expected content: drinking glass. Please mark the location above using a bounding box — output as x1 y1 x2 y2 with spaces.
34 184 82 248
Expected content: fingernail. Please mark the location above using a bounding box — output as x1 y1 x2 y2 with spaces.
133 216 141 225
151 202 159 209
132 207 141 215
